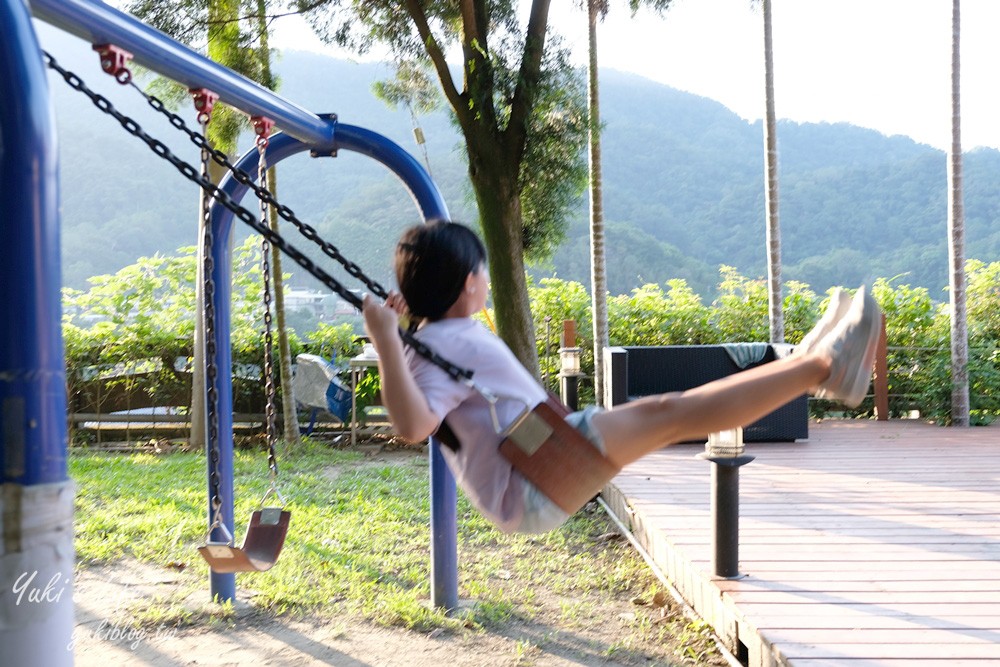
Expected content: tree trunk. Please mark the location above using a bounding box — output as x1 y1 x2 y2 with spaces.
467 151 539 375
191 199 206 450
587 0 609 406
266 168 300 445
253 1 300 446
948 0 969 426
762 0 784 344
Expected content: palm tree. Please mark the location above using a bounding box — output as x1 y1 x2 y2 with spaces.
254 0 300 446
761 0 783 344
587 0 610 405
583 0 673 404
948 0 969 426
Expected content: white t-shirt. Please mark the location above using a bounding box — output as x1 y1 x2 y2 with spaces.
407 318 547 532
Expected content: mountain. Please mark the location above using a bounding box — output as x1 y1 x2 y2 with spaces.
39 24 999 300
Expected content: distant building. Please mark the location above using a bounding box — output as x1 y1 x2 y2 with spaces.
284 288 361 319
284 288 329 318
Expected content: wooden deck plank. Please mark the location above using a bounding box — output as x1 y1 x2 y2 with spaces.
790 661 996 667
781 644 1000 664
763 628 1000 644
716 579 1000 593
726 591 1000 604
604 420 1000 666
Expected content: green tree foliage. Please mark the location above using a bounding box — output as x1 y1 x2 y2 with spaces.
608 282 714 347
372 61 441 116
63 240 303 417
64 252 1000 427
296 0 589 371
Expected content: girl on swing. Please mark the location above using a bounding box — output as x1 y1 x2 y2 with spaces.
362 221 881 534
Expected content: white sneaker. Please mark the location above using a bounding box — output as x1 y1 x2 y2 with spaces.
813 286 882 408
797 288 851 356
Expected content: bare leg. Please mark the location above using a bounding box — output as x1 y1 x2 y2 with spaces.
592 353 830 469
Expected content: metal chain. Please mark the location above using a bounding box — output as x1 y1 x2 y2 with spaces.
124 79 390 301
258 144 280 489
43 51 474 384
199 114 228 540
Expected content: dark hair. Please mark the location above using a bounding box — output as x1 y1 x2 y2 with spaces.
394 221 486 321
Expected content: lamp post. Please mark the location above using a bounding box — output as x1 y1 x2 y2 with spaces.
698 427 754 579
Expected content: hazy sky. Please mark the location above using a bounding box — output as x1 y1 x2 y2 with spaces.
273 0 1000 152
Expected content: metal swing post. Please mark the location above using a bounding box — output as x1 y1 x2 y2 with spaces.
191 88 239 602
0 1 74 663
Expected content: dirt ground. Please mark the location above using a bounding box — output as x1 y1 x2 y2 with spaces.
68 445 730 667
70 558 727 667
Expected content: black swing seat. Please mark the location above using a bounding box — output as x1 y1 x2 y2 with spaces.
499 396 620 515
198 507 291 573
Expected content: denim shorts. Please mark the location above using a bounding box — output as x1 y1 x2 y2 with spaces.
516 405 606 534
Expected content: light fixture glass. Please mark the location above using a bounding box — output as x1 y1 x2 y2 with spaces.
706 426 745 458
559 346 581 376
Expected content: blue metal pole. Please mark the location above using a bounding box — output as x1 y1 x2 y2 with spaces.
1 2 67 487
206 227 237 602
0 0 74 663
210 127 456 608
429 442 458 610
29 0 335 148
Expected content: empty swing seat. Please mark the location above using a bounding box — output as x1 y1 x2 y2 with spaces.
198 508 291 573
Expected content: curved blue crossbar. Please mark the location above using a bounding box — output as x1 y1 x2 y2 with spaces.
208 128 456 608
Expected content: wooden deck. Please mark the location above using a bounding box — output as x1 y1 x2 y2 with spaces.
602 420 1000 667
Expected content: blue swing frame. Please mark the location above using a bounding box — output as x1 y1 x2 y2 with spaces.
3 0 460 620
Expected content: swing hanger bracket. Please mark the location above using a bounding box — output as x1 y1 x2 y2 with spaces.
309 113 339 158
250 115 275 148
204 515 235 547
258 484 286 510
189 88 220 124
92 43 133 84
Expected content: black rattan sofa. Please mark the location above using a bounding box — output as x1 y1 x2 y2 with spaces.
603 345 808 442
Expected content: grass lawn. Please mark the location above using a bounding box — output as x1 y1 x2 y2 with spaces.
71 438 726 665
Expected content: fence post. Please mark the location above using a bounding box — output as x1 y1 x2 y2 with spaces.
874 313 889 420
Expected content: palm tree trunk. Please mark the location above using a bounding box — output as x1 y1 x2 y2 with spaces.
587 0 609 406
948 0 969 426
265 169 300 445
254 0 300 445
762 0 784 344
191 198 206 450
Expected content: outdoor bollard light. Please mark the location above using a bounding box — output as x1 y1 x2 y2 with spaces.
698 427 754 579
559 346 582 411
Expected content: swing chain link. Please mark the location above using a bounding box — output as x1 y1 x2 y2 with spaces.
258 144 280 489
124 81 390 301
43 51 474 385
198 111 228 542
